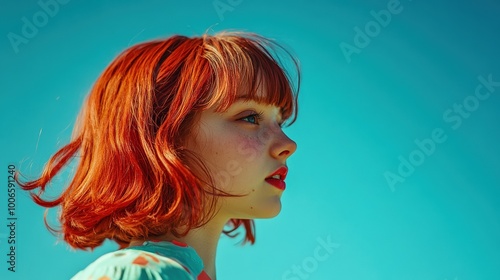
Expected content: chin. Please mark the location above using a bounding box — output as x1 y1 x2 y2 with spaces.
254 201 282 219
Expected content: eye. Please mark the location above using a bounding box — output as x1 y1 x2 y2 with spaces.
239 112 264 125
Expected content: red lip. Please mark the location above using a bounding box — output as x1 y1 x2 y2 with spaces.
265 166 288 190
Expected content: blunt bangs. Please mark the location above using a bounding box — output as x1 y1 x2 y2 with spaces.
200 32 300 126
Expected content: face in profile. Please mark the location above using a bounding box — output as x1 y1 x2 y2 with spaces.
184 96 297 220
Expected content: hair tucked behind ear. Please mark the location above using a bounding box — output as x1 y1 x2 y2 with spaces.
17 31 299 250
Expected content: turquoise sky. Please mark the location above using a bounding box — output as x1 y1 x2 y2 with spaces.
1 0 500 279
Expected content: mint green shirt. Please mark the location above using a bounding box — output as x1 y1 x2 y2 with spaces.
71 240 210 280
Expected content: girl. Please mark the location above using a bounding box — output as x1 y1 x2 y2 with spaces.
19 31 300 280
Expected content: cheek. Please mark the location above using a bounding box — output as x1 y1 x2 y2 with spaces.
214 134 263 169
236 135 265 164
210 134 265 190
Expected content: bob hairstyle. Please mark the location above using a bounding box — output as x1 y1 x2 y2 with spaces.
18 31 300 250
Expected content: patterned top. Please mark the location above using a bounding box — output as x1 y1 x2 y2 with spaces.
71 240 211 280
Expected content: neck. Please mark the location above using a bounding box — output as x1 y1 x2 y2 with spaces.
175 217 227 280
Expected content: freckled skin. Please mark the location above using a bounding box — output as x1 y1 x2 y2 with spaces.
185 100 297 220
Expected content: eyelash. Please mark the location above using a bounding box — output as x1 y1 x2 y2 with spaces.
240 111 264 125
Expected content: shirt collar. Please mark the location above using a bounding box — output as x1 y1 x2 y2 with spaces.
126 240 204 277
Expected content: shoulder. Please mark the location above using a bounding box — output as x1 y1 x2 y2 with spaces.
71 249 194 280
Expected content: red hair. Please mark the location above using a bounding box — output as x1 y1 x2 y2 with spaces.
18 31 300 250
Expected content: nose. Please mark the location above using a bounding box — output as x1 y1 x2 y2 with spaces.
270 129 297 161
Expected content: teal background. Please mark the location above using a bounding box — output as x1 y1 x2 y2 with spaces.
1 0 500 279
